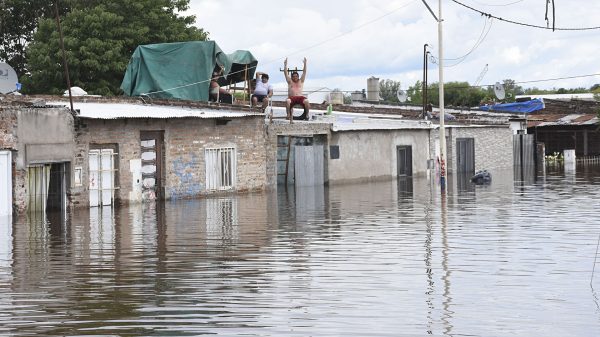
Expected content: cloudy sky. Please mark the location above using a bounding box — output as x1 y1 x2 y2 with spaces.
186 0 600 93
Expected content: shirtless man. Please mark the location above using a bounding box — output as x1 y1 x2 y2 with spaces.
284 57 310 123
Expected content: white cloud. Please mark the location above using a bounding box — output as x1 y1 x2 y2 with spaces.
187 0 600 91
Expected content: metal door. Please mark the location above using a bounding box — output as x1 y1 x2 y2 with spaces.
397 146 413 177
89 150 114 207
456 138 475 173
294 145 324 187
0 151 11 216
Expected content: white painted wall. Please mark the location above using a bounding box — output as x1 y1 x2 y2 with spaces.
328 129 431 183
0 151 12 216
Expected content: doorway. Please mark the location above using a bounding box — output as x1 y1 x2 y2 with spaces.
397 145 413 177
456 138 475 173
27 162 68 214
140 131 164 201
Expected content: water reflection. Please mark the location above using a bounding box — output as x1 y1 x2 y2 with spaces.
1 168 600 336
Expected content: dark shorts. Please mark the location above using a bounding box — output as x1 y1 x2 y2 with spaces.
289 96 307 107
252 94 268 102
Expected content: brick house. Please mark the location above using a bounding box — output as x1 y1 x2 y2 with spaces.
1 97 271 214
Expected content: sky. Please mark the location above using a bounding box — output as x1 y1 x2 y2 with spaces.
186 0 600 94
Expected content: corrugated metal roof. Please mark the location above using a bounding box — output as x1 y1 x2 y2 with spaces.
48 101 258 119
527 113 599 127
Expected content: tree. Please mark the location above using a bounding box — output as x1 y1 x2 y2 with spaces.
424 81 487 108
407 80 423 106
379 79 401 103
23 0 208 95
0 0 67 75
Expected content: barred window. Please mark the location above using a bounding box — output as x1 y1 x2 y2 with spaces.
205 147 236 191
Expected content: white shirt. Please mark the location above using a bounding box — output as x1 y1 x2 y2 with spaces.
254 79 273 96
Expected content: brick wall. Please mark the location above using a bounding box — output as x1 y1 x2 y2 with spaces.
74 115 269 206
430 125 513 174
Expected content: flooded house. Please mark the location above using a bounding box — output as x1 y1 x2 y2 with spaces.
525 98 600 159
1 91 520 216
1 96 271 214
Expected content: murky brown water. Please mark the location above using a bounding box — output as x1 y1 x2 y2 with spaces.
1 167 600 336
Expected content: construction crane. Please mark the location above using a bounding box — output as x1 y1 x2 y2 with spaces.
473 64 488 87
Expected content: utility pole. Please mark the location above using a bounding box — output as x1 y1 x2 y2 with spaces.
421 0 447 191
437 0 447 191
423 44 428 118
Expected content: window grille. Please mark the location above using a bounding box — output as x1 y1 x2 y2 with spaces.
205 147 236 191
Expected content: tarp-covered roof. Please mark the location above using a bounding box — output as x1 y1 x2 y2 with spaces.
479 98 544 113
120 41 256 101
223 50 258 86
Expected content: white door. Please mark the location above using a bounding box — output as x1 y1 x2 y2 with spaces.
89 150 100 207
100 150 114 206
89 149 114 207
0 151 12 216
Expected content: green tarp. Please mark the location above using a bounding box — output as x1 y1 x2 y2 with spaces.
120 41 257 101
222 50 258 86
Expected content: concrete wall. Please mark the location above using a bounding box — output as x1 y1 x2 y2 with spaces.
0 105 74 212
265 121 331 186
16 107 74 169
429 125 513 175
450 125 513 171
328 129 431 183
73 115 269 206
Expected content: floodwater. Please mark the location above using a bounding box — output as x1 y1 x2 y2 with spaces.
1 167 600 337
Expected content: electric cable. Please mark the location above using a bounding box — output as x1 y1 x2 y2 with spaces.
452 0 600 31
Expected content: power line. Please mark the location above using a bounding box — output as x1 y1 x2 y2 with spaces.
470 0 525 7
451 0 600 31
144 0 419 97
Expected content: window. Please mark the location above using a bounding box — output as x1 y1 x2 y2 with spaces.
205 147 236 191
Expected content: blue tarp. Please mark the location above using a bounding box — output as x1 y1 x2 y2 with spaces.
479 98 544 113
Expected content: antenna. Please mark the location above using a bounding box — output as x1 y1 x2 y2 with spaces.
396 88 408 103
473 64 488 86
493 82 506 100
0 63 19 94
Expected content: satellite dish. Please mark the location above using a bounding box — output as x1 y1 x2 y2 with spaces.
0 63 19 94
396 88 408 103
493 82 506 100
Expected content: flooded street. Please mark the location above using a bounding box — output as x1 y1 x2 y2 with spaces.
1 168 600 336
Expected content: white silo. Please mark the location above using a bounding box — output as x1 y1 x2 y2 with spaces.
367 76 380 101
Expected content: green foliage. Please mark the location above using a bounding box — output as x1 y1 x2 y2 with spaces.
379 79 401 103
407 80 423 106
422 81 487 108
0 0 67 75
22 0 208 95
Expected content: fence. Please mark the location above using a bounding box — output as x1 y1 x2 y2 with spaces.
576 155 600 165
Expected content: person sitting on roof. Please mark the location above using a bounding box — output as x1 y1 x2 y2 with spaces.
251 72 273 113
209 67 233 104
284 57 310 123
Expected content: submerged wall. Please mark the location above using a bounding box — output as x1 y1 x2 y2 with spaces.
0 104 75 213
74 115 269 206
328 129 431 182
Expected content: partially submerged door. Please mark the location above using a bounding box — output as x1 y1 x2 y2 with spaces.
0 151 11 216
397 146 413 177
456 138 475 173
140 131 164 201
294 145 324 187
89 150 115 207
